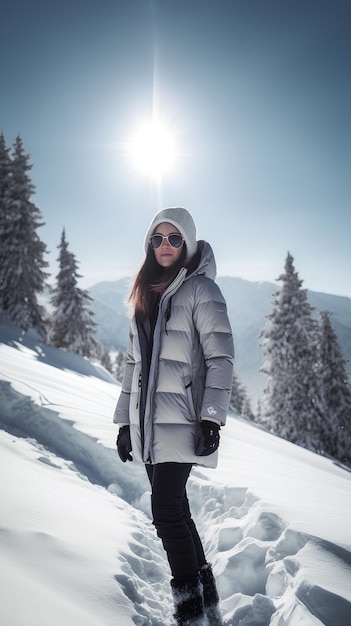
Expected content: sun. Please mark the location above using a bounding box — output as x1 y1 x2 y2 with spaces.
127 120 176 179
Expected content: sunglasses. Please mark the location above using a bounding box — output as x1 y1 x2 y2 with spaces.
149 233 184 249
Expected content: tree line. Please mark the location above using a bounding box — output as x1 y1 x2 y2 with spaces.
1 134 350 468
257 253 351 468
0 134 112 368
230 253 351 468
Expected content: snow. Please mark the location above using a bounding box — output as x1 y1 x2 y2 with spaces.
0 323 350 625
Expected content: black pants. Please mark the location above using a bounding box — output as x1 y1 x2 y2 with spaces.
145 463 206 581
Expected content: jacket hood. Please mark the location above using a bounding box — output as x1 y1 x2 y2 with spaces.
190 240 217 281
144 207 197 264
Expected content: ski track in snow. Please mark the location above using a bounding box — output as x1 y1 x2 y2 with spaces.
1 333 351 625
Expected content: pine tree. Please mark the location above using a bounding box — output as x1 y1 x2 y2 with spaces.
0 135 48 332
50 228 97 357
258 253 323 451
95 343 114 374
229 369 254 419
114 349 126 383
0 134 12 321
242 397 255 421
0 132 11 207
316 310 351 466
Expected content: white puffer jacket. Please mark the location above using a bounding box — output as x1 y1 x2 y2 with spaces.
113 241 234 468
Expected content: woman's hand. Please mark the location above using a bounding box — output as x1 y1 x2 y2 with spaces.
195 421 220 456
116 425 133 462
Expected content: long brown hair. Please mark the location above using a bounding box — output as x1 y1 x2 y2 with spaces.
129 244 188 321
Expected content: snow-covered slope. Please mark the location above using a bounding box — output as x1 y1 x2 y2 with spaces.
0 323 350 625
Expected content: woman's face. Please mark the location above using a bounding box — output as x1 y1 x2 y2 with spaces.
152 222 184 268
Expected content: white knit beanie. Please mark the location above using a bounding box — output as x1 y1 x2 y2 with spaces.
144 207 197 263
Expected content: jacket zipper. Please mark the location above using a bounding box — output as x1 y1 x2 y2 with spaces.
136 371 142 409
143 268 188 463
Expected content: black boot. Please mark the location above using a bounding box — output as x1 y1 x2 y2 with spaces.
170 575 205 625
199 563 223 625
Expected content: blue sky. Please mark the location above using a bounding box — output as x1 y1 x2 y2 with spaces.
1 0 350 297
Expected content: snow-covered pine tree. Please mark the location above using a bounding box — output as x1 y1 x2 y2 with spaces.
0 132 11 205
95 343 114 374
0 133 12 322
0 135 48 332
50 228 97 357
229 369 245 414
229 369 254 419
316 310 351 467
114 349 126 383
242 397 255 421
258 252 323 451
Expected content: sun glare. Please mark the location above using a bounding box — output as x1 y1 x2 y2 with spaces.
127 120 176 179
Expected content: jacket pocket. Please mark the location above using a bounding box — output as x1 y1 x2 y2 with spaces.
184 377 197 422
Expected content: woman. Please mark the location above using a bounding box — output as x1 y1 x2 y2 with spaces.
114 207 234 626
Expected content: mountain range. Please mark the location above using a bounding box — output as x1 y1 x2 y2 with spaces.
89 277 351 407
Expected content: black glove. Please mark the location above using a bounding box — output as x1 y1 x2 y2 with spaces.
116 425 133 462
195 420 220 456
